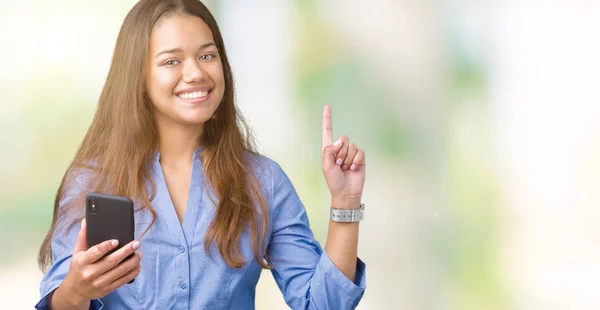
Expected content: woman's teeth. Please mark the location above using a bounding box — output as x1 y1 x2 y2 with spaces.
178 91 208 99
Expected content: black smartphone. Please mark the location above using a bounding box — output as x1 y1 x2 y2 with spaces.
85 192 136 283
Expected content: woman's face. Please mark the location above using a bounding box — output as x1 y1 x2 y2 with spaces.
146 13 225 129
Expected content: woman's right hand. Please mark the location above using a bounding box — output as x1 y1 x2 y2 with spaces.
53 219 141 308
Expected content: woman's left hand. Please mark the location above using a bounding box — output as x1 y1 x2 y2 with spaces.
321 105 366 207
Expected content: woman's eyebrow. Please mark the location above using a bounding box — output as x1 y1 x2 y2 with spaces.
154 42 216 59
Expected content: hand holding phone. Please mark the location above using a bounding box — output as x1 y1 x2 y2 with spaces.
51 219 141 308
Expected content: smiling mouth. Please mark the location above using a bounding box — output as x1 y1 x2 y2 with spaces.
175 89 212 104
177 90 209 100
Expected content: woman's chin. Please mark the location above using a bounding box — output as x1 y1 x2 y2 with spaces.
178 114 213 126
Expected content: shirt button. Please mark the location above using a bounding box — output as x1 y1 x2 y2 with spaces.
178 246 185 253
179 281 187 289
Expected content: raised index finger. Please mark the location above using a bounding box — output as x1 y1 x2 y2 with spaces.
322 104 333 150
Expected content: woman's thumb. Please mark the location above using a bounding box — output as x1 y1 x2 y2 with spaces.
73 218 87 253
322 138 342 167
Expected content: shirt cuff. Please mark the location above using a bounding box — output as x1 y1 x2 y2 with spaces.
35 285 104 310
319 251 367 296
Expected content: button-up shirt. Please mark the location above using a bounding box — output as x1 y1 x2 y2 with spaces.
36 151 366 309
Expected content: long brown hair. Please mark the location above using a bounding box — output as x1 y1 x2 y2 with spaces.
38 0 270 271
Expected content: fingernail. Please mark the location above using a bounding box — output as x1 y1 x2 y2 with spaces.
342 165 348 170
336 158 343 166
333 139 342 147
350 164 356 171
111 240 119 247
132 241 140 250
139 251 143 259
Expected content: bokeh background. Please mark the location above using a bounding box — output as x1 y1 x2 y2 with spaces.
1 0 600 309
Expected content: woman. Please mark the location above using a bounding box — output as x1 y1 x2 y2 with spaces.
36 0 366 309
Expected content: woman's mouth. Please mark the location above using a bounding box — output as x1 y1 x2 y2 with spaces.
176 90 210 103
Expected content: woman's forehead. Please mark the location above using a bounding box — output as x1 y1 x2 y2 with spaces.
149 14 214 53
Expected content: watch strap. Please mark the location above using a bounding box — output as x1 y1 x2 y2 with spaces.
330 203 365 222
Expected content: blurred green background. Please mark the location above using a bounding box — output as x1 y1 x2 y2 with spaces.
2 1 600 309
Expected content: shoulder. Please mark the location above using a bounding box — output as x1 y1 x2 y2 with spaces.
245 153 300 205
59 158 103 205
245 153 298 193
65 160 100 189
245 152 286 182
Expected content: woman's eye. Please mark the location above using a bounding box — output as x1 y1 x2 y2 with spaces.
164 59 180 66
200 54 215 61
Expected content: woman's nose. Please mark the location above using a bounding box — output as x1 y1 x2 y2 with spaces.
182 60 206 83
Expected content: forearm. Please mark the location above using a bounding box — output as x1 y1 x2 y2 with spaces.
324 198 360 282
50 284 89 310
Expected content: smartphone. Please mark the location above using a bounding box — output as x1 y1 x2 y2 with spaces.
85 192 136 283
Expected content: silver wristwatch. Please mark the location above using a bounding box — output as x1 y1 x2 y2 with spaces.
330 203 365 222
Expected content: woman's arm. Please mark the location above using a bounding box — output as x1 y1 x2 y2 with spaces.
321 104 366 283
266 105 367 309
36 170 140 310
324 198 361 282
266 161 366 310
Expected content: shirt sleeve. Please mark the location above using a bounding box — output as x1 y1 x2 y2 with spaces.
35 171 104 310
266 162 366 310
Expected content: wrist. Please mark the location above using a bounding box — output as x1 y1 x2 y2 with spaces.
55 281 88 310
331 196 361 210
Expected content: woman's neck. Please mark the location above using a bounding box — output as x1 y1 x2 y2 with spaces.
156 122 203 168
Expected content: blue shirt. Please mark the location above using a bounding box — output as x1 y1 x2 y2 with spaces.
36 150 366 309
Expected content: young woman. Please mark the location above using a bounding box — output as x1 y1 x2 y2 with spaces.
36 0 366 309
